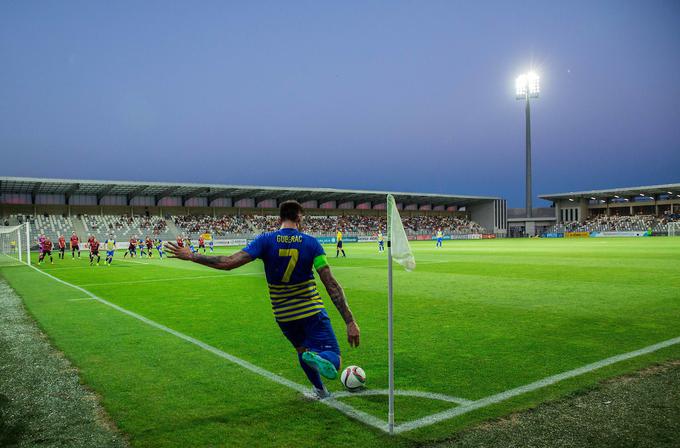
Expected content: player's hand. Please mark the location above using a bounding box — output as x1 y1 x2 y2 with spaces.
347 321 360 348
165 241 193 260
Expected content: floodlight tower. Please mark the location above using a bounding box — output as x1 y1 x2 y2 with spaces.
516 71 540 219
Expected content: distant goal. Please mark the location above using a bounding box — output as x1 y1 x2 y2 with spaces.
0 223 30 267
669 222 680 237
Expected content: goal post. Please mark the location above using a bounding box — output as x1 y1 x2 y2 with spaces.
0 223 31 267
669 222 680 237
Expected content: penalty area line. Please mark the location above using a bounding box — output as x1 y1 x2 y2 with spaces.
395 334 680 433
26 265 388 433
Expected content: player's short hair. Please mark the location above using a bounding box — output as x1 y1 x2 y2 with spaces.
280 200 304 222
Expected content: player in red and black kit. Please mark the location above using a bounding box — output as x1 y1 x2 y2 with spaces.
198 236 206 254
70 232 81 259
176 236 184 247
58 235 66 259
89 238 101 266
124 237 137 258
39 238 54 264
145 236 153 258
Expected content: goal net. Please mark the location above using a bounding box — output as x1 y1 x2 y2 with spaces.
0 223 30 267
669 222 680 237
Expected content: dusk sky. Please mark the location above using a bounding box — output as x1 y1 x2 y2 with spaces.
1 1 678 206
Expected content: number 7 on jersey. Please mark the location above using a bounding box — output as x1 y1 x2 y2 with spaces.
278 249 299 283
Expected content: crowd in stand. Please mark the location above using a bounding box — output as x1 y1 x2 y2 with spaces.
173 213 486 236
550 213 678 233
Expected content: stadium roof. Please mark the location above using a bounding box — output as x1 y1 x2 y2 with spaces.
0 176 499 206
539 183 680 201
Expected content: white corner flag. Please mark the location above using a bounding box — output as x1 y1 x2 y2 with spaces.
387 194 416 271
386 194 415 434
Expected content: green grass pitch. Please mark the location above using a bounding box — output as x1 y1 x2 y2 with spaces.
1 238 679 447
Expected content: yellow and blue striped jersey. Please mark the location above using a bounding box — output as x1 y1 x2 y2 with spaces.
436 231 443 238
336 230 343 241
243 229 327 322
106 239 116 251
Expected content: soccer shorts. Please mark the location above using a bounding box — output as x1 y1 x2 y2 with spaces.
72 244 79 251
336 240 343 249
107 250 114 257
91 250 99 256
277 309 340 355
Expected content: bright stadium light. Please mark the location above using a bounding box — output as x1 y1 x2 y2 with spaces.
516 71 540 99
515 70 540 226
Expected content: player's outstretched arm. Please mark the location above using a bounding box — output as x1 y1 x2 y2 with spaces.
317 266 360 347
164 241 253 270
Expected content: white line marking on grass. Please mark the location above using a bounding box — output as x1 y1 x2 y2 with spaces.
117 258 149 265
26 265 388 432
67 297 95 302
333 389 472 405
395 335 680 433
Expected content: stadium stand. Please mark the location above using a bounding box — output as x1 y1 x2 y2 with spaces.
547 213 678 234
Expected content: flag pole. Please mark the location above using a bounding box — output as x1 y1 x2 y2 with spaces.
387 197 395 435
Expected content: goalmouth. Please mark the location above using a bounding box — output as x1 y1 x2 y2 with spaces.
669 222 680 237
0 223 31 267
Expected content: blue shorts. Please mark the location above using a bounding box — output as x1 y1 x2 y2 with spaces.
277 309 340 355
379 241 384 246
107 250 114 257
437 238 442 243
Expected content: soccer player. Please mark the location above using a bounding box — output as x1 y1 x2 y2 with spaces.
39 237 54 264
155 238 164 259
176 235 184 247
335 228 346 258
89 238 101 266
104 235 116 266
70 232 81 259
145 236 153 258
138 236 146 257
198 235 206 253
377 230 385 252
208 237 214 253
165 200 360 398
436 228 443 248
124 237 137 258
186 238 197 253
58 235 66 259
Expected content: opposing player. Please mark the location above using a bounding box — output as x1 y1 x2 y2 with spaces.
165 200 360 398
335 228 346 258
145 236 153 258
70 232 81 259
198 235 206 254
38 237 54 264
124 237 137 258
58 235 66 259
436 228 443 248
176 235 184 247
377 230 385 252
89 237 101 266
104 235 116 266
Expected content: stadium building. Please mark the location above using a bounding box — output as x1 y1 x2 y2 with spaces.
0 177 508 244
539 183 680 235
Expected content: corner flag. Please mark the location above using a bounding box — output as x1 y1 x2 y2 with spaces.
386 194 415 434
387 194 415 271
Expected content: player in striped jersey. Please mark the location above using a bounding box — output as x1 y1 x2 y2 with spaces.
165 200 360 398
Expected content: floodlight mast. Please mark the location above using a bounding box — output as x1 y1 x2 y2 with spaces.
516 72 539 221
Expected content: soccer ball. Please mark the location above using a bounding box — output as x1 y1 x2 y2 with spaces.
340 365 366 391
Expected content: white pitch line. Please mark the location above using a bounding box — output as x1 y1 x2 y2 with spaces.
333 389 472 405
67 297 95 302
395 335 680 433
117 258 149 265
25 265 388 432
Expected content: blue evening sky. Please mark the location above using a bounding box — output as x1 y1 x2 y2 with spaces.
1 1 679 206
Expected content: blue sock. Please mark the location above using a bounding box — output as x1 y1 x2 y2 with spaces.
297 352 324 390
318 350 341 370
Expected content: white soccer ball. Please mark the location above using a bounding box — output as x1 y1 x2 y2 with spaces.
340 365 366 391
